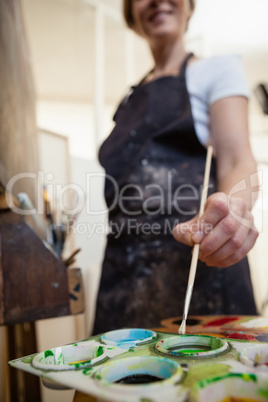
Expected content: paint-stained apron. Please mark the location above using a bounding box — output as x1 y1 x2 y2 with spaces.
93 54 257 335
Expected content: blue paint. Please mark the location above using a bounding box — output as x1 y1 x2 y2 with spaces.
158 360 179 379
118 342 136 349
127 329 154 342
101 328 157 347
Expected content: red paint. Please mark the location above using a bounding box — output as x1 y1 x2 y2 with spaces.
225 333 256 341
203 317 239 327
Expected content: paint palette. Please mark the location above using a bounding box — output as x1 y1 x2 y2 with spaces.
159 315 268 341
9 320 268 402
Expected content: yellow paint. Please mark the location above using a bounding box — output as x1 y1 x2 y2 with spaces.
68 359 90 365
254 352 263 365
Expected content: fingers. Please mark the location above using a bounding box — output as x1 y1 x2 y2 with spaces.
199 192 230 228
198 196 249 257
199 214 259 267
172 217 197 247
172 192 230 247
172 192 259 267
212 226 259 267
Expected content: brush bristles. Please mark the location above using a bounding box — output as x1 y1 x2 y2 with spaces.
178 320 186 335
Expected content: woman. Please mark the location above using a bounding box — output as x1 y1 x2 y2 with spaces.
93 0 259 335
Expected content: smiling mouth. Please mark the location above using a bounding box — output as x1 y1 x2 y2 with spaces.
149 11 172 22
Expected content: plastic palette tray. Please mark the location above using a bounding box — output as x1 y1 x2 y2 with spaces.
9 327 268 402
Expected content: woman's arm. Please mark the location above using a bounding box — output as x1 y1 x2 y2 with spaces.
211 95 258 209
173 95 259 267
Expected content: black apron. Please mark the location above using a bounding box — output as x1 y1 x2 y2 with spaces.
93 54 257 335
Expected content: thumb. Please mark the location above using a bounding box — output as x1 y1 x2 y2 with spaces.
172 216 202 247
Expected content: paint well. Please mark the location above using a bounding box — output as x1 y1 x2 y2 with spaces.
94 356 183 388
32 342 107 371
155 335 229 358
100 328 157 347
173 318 201 326
115 374 162 384
239 344 268 372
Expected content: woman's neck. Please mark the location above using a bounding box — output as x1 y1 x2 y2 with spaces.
148 39 188 79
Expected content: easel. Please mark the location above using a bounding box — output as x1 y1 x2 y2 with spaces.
0 201 84 401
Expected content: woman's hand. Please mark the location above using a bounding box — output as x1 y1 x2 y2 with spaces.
172 192 259 268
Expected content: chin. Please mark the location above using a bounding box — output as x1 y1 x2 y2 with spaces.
150 29 179 42
146 22 181 40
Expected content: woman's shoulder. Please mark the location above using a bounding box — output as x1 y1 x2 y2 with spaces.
187 54 250 104
188 54 245 74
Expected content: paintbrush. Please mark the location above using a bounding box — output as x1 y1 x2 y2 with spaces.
178 145 213 335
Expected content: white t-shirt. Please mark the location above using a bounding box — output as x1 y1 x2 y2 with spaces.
185 54 250 146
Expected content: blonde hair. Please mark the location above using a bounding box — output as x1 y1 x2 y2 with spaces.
123 0 196 30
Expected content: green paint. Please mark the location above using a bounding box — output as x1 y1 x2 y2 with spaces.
44 350 54 358
96 346 104 357
82 367 93 375
74 343 78 346
57 353 63 364
259 388 268 399
107 347 114 350
74 363 81 368
94 373 102 380
129 348 135 352
184 363 230 389
22 356 34 364
198 373 258 389
175 349 207 355
140 399 154 402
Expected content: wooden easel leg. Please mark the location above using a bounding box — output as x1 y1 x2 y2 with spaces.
8 322 41 402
